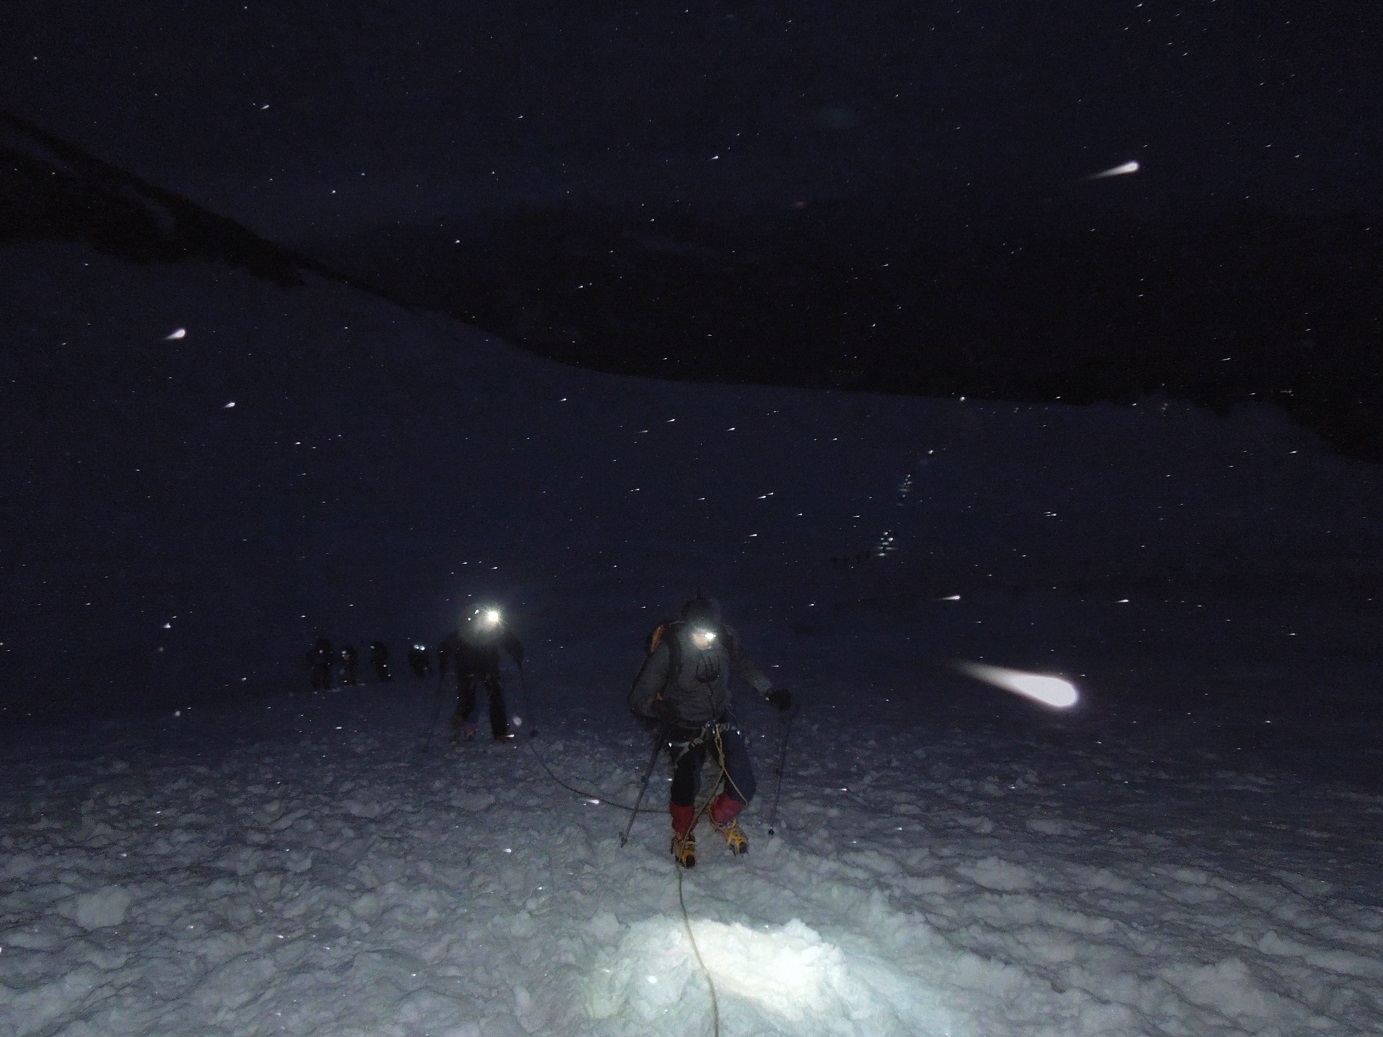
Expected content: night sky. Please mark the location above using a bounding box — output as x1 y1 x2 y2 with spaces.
3 2 1382 465
4 1 1378 239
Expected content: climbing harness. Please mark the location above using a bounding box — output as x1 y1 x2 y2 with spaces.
667 719 732 766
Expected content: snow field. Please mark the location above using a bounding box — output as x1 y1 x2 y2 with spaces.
4 677 1380 1037
3 241 1381 1036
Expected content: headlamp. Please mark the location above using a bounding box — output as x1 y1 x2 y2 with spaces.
690 627 718 649
471 607 502 628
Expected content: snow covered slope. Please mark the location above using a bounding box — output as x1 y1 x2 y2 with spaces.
2 668 1380 1036
4 243 1376 728
1 241 1380 1035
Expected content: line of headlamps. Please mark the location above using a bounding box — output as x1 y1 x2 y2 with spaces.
461 606 718 650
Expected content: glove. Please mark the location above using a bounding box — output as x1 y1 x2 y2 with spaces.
635 698 671 734
765 688 794 713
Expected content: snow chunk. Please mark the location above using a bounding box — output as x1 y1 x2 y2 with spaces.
0 850 40 881
453 792 496 812
1168 956 1286 1020
57 886 133 929
958 856 1037 892
587 908 622 943
1026 816 1080 836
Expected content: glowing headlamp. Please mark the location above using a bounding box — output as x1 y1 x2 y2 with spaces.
472 607 502 628
690 627 718 649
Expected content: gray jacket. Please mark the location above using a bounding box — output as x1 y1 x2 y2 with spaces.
629 620 773 728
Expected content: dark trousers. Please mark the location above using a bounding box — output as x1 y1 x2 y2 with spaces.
451 671 509 738
669 719 755 808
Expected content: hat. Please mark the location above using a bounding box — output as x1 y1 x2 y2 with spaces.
681 595 720 625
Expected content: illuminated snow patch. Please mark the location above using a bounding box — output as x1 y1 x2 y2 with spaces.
956 661 1079 709
587 917 940 1033
693 918 845 1019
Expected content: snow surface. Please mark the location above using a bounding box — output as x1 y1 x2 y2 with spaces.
2 243 1381 1036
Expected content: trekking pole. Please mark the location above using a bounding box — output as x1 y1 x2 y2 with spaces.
619 726 667 848
766 708 795 836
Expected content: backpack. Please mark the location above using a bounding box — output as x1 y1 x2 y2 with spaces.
645 619 684 695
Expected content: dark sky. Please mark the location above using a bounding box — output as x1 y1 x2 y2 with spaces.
4 1 1378 240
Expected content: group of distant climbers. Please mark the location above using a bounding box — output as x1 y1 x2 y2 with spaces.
303 609 526 741
306 592 794 869
303 638 436 691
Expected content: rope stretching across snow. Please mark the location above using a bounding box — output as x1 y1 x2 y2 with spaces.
521 727 729 1037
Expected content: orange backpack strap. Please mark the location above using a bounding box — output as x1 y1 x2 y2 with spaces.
646 620 682 697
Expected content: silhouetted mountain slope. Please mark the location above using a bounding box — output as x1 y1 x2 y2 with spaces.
316 201 1383 462
5 110 1379 461
1 109 314 286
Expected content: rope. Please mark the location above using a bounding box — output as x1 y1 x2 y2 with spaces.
675 720 729 1037
520 724 723 1036
510 653 778 1036
517 719 736 817
677 865 721 1037
521 736 658 814
710 723 751 806
512 702 726 1037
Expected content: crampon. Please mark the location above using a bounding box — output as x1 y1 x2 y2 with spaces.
671 830 697 869
711 818 748 855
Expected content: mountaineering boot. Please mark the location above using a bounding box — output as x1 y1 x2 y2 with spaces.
711 818 748 855
708 792 748 855
671 829 697 868
670 802 697 868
